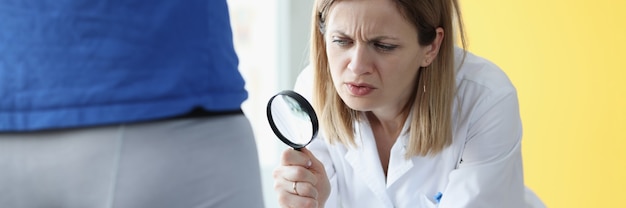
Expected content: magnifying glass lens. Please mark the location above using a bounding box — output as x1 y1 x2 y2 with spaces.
266 90 318 150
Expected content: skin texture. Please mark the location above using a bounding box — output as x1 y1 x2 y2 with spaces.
273 0 444 207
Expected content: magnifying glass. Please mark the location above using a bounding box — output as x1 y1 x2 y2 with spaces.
266 90 319 150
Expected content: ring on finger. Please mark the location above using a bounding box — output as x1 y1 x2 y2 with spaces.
293 181 299 195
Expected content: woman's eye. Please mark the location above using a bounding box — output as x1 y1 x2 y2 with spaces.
374 42 397 52
332 38 351 46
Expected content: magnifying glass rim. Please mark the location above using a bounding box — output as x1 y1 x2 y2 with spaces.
266 90 319 150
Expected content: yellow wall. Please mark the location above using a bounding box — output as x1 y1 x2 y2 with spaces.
461 0 626 207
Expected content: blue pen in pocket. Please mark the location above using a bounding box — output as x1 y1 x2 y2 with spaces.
434 192 443 204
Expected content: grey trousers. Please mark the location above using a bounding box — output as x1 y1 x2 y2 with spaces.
0 115 264 208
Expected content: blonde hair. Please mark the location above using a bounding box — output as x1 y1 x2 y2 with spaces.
311 0 467 157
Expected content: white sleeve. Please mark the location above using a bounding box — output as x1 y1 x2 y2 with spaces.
439 89 541 208
294 65 314 100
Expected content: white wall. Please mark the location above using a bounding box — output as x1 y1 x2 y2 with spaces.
228 1 314 207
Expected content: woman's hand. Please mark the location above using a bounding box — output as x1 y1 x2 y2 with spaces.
273 148 331 208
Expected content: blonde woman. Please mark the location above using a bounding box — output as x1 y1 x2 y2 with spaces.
273 0 545 207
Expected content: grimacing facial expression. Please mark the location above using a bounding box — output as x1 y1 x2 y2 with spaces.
325 0 432 115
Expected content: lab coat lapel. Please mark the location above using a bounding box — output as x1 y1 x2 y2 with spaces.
344 119 393 206
386 134 414 188
386 117 414 188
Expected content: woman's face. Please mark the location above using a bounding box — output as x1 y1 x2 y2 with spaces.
325 0 432 115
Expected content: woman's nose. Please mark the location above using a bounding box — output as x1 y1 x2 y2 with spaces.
347 44 372 75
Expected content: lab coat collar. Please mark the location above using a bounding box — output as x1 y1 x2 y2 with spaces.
344 113 414 206
386 116 414 188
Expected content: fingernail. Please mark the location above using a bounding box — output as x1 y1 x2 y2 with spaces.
306 160 312 168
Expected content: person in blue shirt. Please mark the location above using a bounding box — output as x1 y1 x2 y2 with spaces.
0 1 264 207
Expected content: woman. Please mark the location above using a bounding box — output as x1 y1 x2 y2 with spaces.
273 0 545 207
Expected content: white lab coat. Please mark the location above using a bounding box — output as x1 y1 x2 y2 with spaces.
294 48 546 208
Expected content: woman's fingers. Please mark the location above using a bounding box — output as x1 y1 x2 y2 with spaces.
277 190 319 208
273 178 319 198
274 147 329 207
280 148 313 167
274 149 320 207
292 180 319 199
273 168 320 208
299 148 331 205
299 148 325 173
273 163 318 185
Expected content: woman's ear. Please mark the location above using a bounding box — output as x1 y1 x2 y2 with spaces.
421 27 445 67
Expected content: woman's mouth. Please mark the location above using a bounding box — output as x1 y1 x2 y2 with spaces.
346 83 375 96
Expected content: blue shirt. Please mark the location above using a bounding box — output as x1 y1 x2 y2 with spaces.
0 0 248 131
